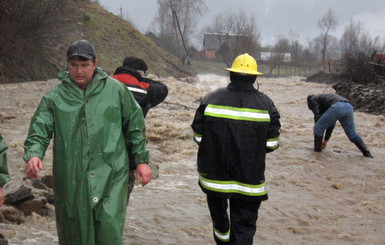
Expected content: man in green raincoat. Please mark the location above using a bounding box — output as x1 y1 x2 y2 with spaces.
0 131 10 207
24 40 152 245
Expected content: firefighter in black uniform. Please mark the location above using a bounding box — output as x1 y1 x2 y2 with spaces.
191 53 281 245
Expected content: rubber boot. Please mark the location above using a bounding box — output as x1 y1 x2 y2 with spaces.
353 139 373 158
314 135 323 152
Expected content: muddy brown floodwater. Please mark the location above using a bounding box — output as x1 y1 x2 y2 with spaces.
0 74 384 245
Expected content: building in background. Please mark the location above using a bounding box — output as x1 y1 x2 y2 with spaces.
197 33 252 62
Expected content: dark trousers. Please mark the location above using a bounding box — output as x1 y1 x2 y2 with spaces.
127 170 135 203
207 195 262 245
127 144 136 204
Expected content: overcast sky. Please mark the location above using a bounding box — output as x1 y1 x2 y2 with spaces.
97 0 385 48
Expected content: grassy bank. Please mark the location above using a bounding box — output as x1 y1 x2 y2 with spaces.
0 1 194 84
191 59 318 77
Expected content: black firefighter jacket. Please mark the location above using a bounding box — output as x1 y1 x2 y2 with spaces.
191 79 281 200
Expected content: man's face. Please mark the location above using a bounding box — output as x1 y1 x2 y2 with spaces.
67 58 97 87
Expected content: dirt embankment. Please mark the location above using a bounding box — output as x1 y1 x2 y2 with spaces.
0 1 195 84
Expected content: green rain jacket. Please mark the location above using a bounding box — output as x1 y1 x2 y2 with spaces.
24 67 149 245
0 131 10 187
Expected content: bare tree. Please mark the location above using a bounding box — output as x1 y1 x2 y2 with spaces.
151 1 176 54
299 39 318 75
266 35 290 76
340 19 379 56
150 0 207 62
318 8 338 71
288 31 302 65
287 31 305 75
339 19 381 84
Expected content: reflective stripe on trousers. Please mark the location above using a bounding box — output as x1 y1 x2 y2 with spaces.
199 173 267 196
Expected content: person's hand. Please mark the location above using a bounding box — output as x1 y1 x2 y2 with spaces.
322 140 328 149
26 157 44 179
136 163 152 186
0 188 4 207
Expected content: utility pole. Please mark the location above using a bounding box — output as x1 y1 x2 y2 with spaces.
119 5 123 18
169 1 189 64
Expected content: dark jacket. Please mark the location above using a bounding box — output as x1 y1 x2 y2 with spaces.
191 78 281 200
112 66 168 117
112 66 168 170
307 93 349 140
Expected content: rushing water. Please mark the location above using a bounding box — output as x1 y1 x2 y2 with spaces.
1 75 384 244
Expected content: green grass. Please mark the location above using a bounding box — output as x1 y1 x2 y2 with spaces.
191 59 318 77
190 59 228 76
258 64 318 77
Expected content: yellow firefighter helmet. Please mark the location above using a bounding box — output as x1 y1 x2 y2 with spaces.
226 53 263 75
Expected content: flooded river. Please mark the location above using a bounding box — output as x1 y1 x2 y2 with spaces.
0 74 384 244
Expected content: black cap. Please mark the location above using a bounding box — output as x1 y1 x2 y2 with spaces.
123 57 148 71
66 40 96 60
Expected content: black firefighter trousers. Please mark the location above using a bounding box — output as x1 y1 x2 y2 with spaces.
207 195 262 245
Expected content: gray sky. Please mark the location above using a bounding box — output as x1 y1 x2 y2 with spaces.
98 0 385 47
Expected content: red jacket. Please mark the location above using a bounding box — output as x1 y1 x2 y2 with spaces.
112 66 168 117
